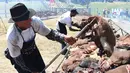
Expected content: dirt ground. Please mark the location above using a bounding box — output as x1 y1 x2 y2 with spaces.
0 15 87 73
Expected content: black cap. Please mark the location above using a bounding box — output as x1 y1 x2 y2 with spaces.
71 9 79 14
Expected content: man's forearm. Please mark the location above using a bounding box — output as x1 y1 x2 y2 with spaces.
46 29 65 43
71 23 82 29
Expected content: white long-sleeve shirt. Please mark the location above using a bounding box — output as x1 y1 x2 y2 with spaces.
7 16 51 58
56 11 72 30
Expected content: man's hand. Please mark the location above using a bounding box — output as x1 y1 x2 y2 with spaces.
64 35 77 45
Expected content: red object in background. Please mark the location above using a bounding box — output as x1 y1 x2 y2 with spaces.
50 0 55 3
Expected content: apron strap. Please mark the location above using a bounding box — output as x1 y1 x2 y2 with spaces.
15 24 36 42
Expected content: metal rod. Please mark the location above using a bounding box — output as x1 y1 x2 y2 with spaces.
54 47 70 72
108 19 130 41
42 45 69 72
121 29 124 36
109 19 129 35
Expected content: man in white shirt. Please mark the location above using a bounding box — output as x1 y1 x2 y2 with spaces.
6 3 77 73
56 9 80 54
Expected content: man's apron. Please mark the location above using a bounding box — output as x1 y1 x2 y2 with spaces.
57 22 67 55
20 27 45 72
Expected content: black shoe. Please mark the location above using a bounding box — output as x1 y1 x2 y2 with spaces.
61 49 68 55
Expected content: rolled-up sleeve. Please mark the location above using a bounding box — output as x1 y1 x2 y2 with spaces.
31 16 66 43
31 16 51 36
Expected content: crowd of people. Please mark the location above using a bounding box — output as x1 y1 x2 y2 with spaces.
102 8 130 20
